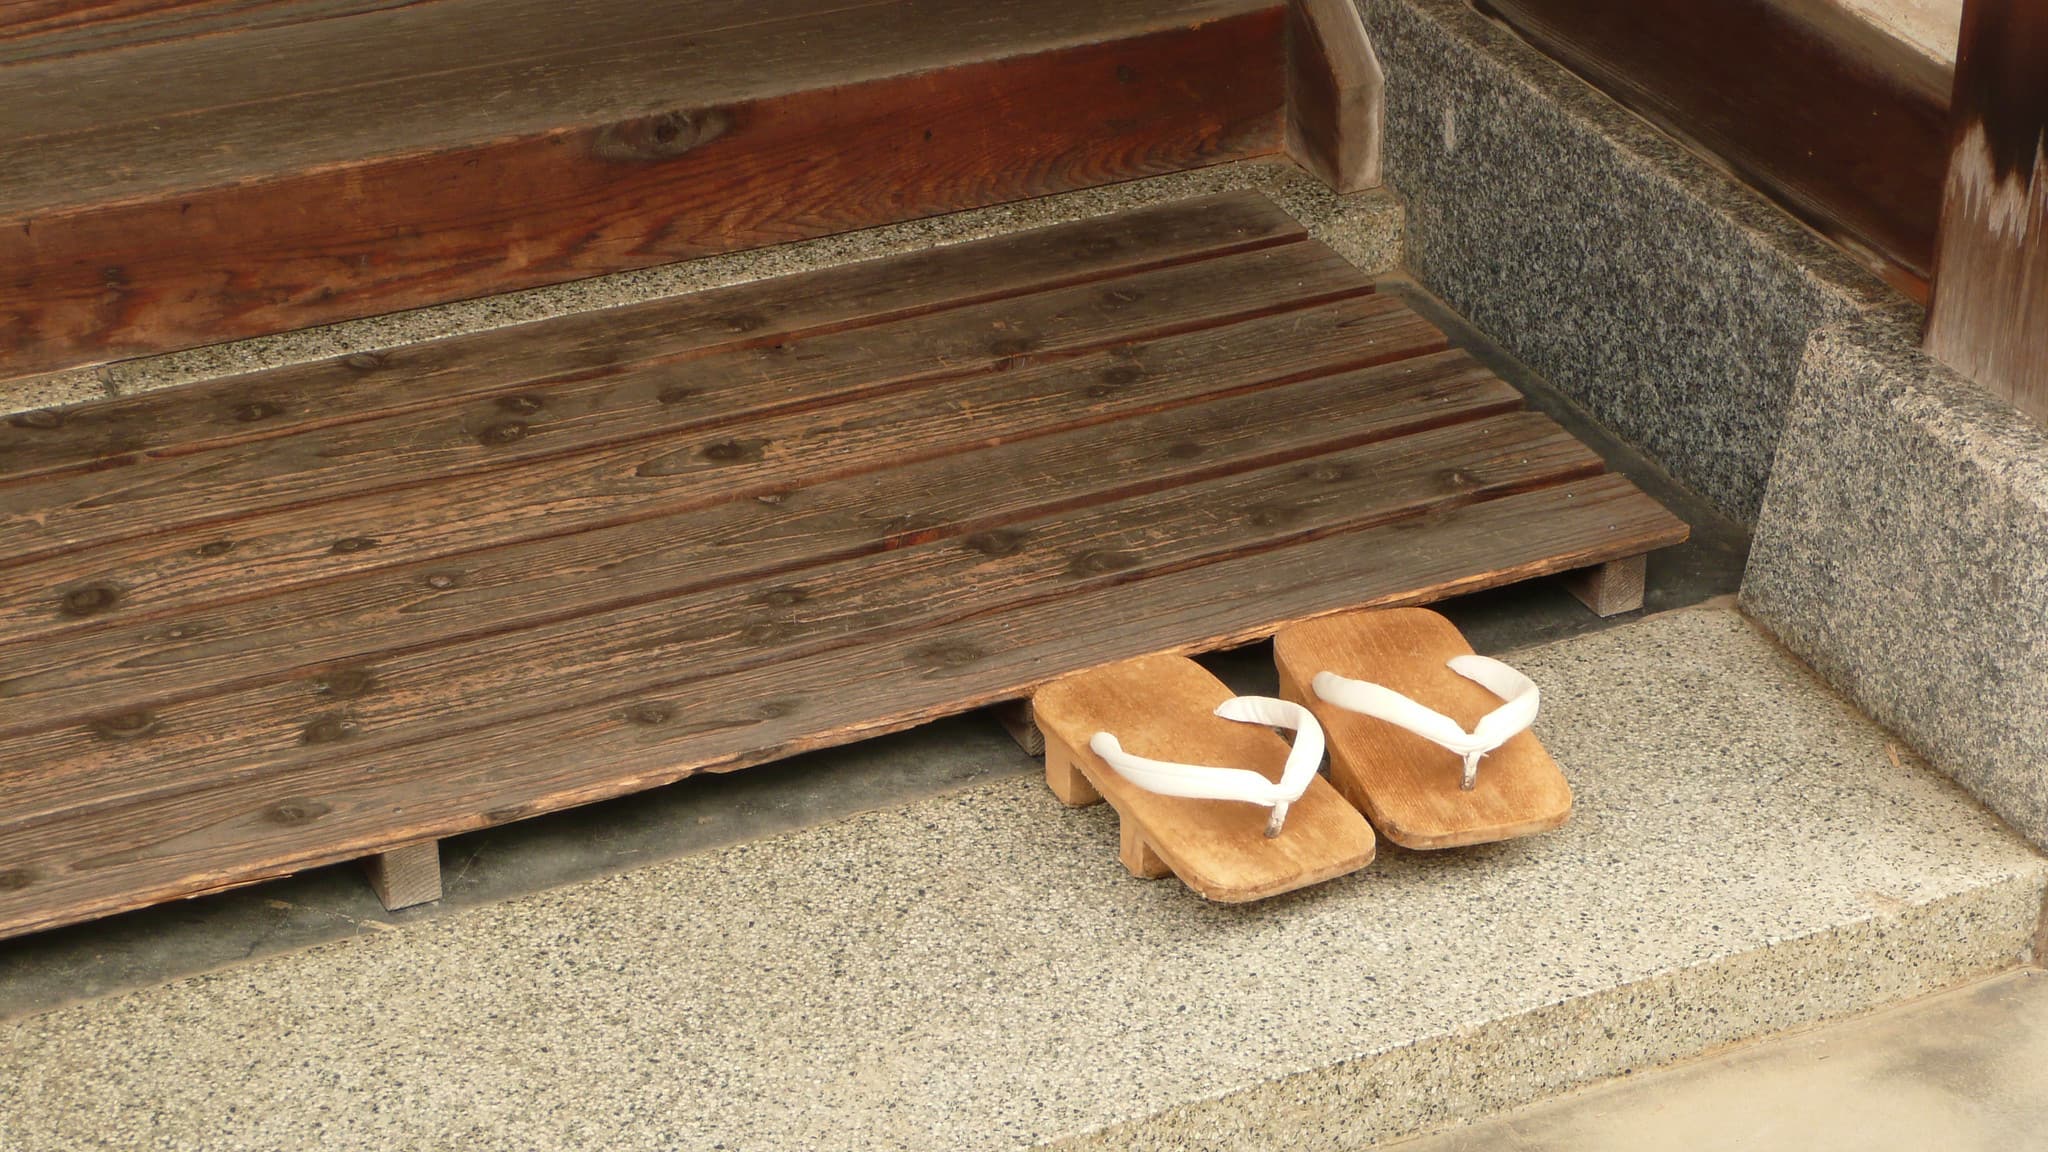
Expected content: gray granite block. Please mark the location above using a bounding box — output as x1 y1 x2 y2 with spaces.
1743 315 2048 852
0 609 2037 1152
1354 0 1898 523
0 162 1399 415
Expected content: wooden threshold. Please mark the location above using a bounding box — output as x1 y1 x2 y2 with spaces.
0 0 1312 381
0 192 1687 938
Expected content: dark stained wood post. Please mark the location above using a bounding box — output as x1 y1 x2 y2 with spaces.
1924 0 2048 423
1285 0 1385 193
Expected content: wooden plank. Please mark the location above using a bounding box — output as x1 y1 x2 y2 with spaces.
0 410 1589 825
0 350 1506 743
1285 0 1384 193
1478 0 1951 293
0 1 431 64
0 2 1286 379
0 297 1439 646
361 838 440 910
0 242 1368 563
0 474 1685 939
0 192 1308 485
1923 0 2048 423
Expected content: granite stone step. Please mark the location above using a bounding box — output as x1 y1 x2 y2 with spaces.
0 606 2037 1151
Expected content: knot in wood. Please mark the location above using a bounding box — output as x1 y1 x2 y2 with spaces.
89 711 159 741
1067 549 1137 576
342 352 387 373
266 799 331 826
331 536 379 554
496 394 545 415
196 539 236 558
59 582 120 617
593 108 733 162
231 401 283 423
317 668 377 699
301 715 357 745
0 868 34 892
8 409 63 430
626 702 674 727
476 420 529 447
964 529 1030 557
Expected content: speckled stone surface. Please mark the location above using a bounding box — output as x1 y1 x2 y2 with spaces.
1354 0 1902 523
0 609 2037 1152
0 162 1400 417
1743 315 2048 854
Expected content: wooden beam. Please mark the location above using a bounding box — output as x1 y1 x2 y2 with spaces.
1284 0 1384 193
1478 0 1952 297
1924 0 2048 424
0 0 1286 381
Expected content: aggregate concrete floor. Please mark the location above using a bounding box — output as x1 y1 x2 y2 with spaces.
1392 968 2048 1152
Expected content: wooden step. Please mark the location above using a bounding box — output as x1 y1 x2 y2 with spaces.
0 192 1688 938
0 0 1379 381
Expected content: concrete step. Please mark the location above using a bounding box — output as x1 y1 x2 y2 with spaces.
0 606 2037 1150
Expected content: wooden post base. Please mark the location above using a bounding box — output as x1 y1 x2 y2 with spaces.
994 699 1046 757
1564 553 1647 617
363 840 443 912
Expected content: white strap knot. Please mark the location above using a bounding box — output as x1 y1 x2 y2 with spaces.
1089 696 1324 838
1311 655 1538 790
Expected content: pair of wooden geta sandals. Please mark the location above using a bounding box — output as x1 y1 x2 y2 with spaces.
1032 607 1570 901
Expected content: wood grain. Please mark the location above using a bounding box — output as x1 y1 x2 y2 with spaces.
1923 0 2048 423
1 410 1590 824
0 191 1308 485
1034 654 1375 900
0 298 1441 647
1285 0 1383 193
1274 607 1572 849
0 475 1684 939
0 198 1690 939
0 243 1369 563
0 1 1285 379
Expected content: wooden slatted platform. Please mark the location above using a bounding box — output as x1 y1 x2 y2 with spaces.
0 192 1687 938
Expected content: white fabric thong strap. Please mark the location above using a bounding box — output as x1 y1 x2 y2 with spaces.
1089 696 1324 838
1311 654 1538 790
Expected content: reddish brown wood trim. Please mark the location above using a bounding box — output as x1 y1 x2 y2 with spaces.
1924 0 2048 422
0 10 1287 381
1478 0 1952 295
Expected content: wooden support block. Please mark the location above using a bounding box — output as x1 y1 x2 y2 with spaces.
994 699 1046 757
1284 0 1385 193
1118 818 1173 880
362 840 442 911
1563 553 1648 617
1042 732 1102 808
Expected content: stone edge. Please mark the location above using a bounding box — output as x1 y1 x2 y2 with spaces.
1048 873 2047 1150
